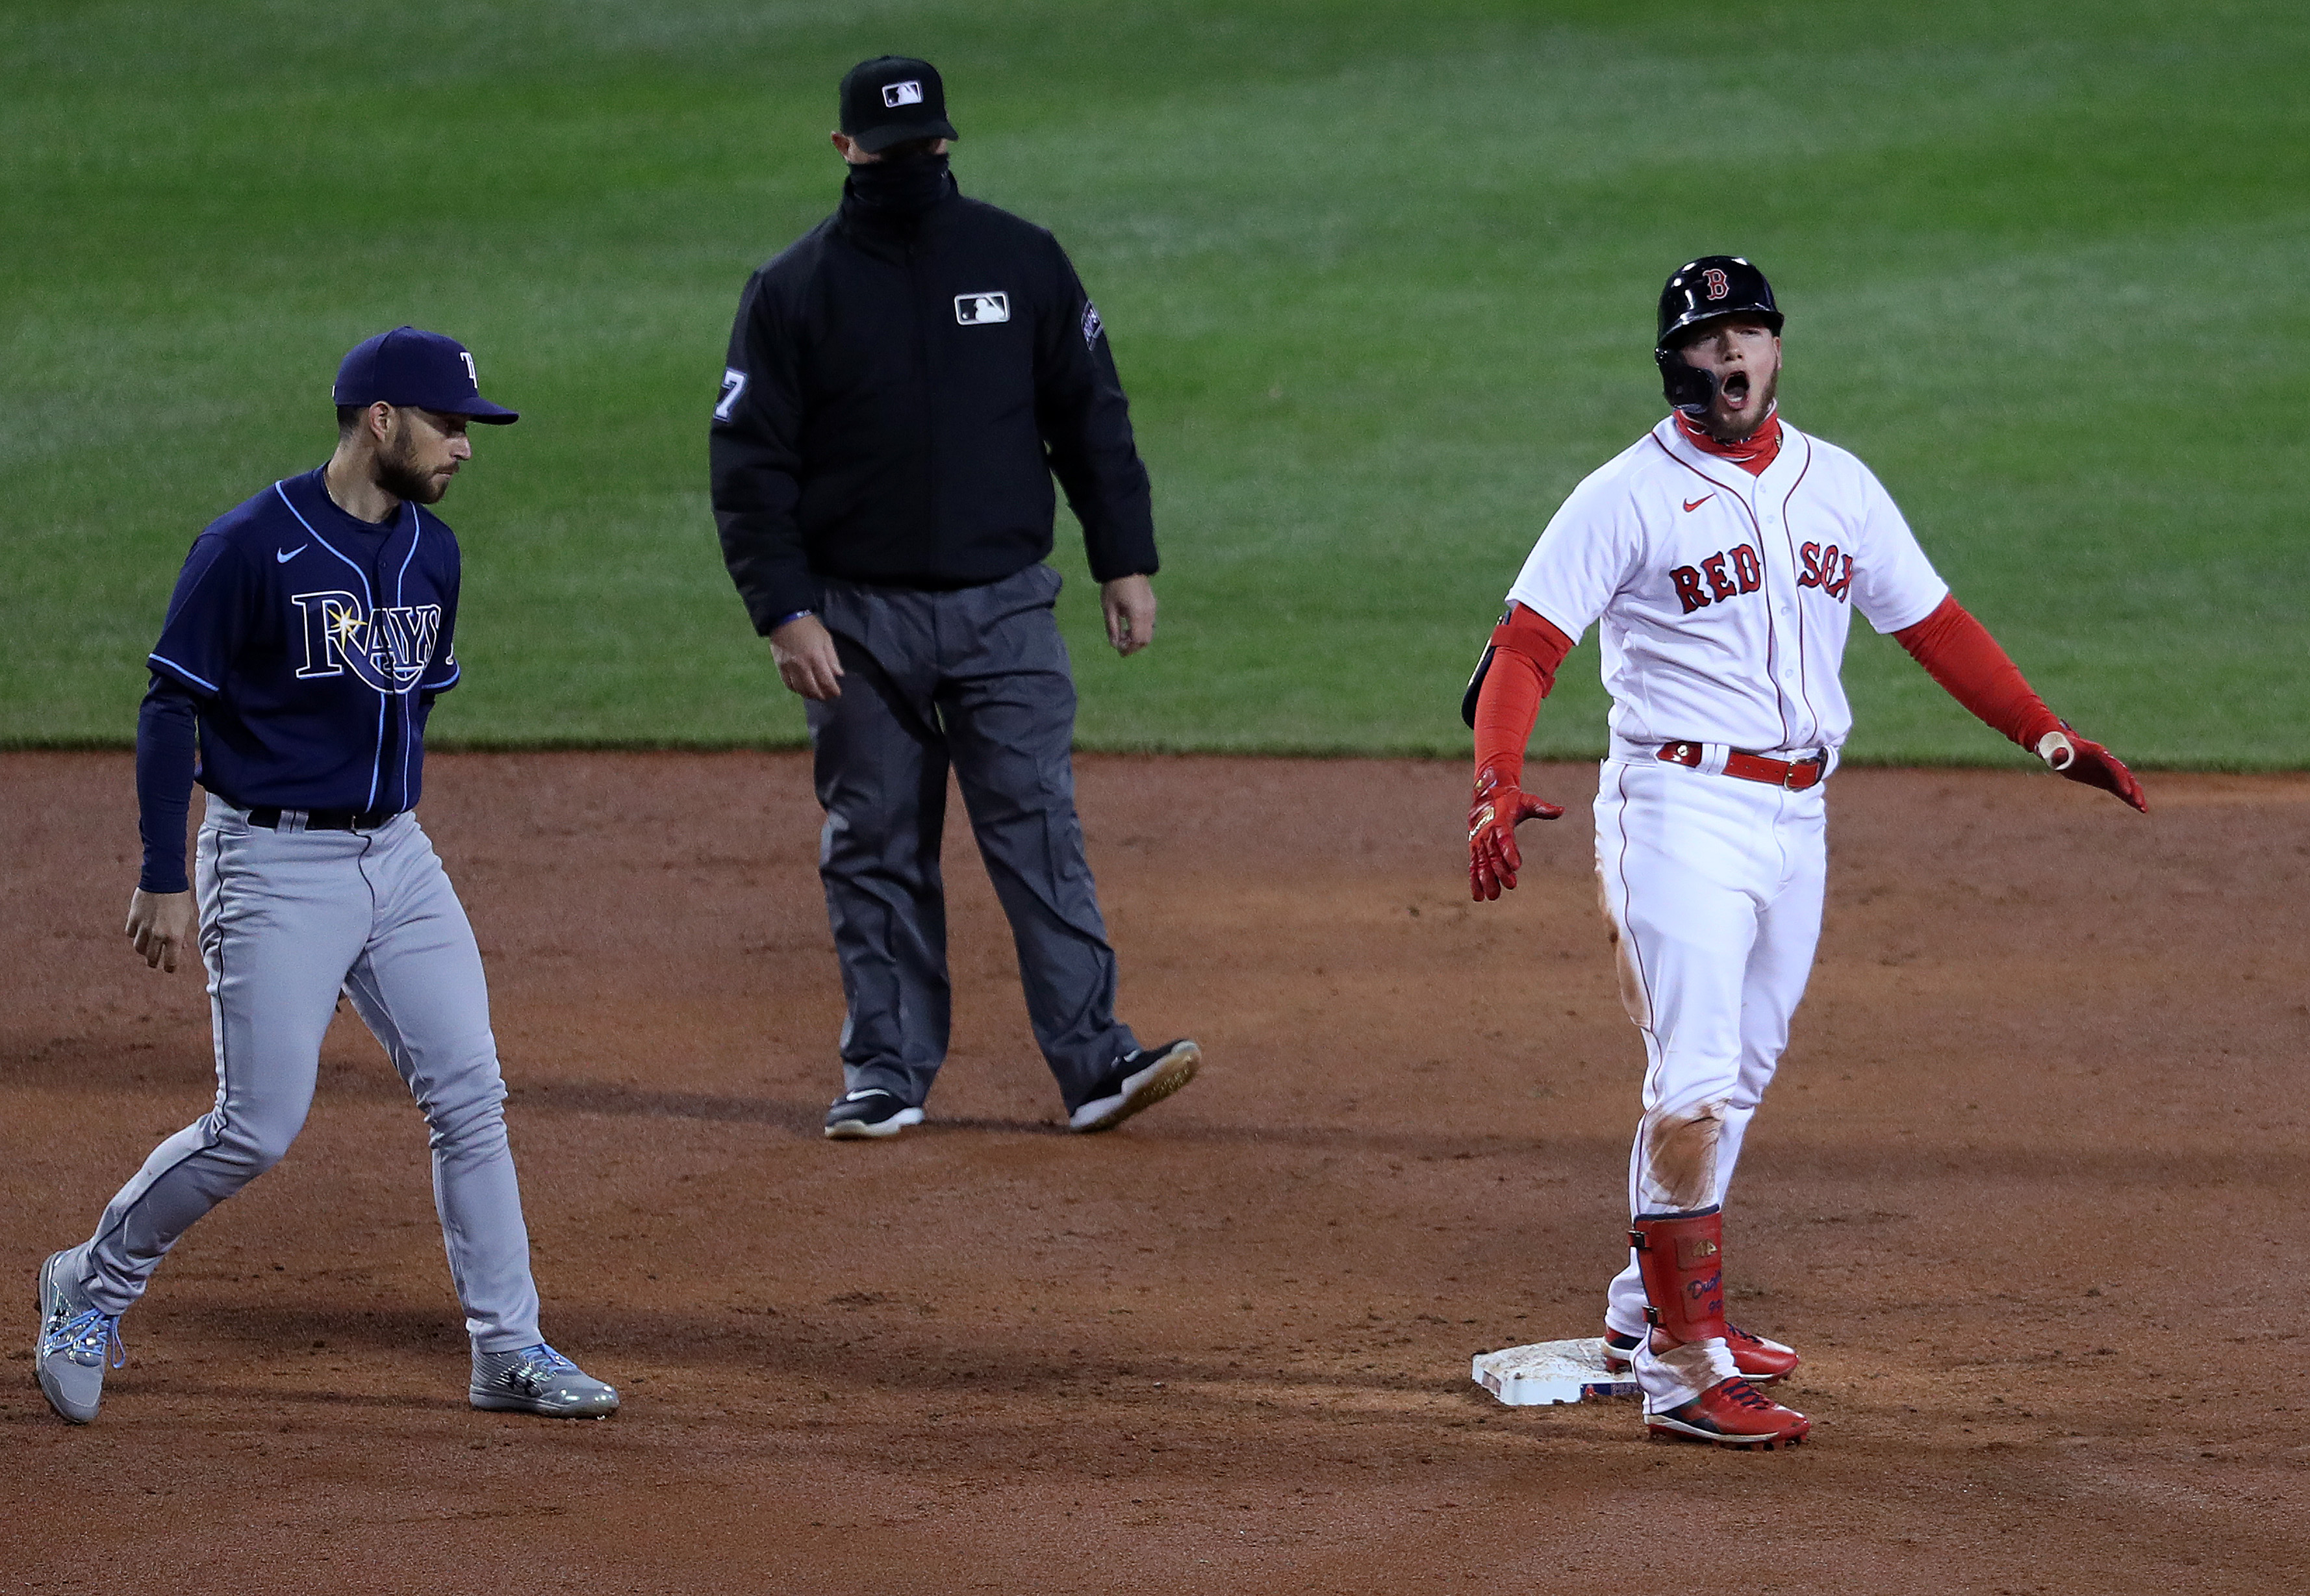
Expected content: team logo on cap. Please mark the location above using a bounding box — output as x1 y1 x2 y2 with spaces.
956 292 1009 325
1703 267 1731 299
882 80 924 108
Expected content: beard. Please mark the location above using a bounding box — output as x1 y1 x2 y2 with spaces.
1704 362 1779 442
373 425 450 505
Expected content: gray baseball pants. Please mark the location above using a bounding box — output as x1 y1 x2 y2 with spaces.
67 796 543 1352
807 563 1138 1112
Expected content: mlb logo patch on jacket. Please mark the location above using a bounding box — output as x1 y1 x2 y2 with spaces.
955 292 1009 325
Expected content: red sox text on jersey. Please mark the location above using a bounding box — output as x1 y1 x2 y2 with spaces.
1507 415 1948 757
1669 541 1855 613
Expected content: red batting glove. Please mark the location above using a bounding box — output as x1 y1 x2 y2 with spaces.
1468 765 1564 901
2036 724 2148 813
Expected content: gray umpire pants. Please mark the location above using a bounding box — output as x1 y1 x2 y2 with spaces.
68 797 544 1352
808 563 1138 1113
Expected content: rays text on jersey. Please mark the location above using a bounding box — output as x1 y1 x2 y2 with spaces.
289 590 444 692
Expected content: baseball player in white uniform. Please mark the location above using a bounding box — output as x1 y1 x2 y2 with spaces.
1464 257 2146 1449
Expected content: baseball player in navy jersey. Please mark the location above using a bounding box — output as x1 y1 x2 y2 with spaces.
1464 257 2146 1449
33 328 618 1425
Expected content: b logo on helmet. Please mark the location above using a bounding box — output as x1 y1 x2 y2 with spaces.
1703 268 1731 300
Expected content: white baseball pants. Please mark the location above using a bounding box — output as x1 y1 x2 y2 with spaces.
1592 755 1827 1369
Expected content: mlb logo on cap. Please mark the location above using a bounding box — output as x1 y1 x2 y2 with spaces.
839 55 958 153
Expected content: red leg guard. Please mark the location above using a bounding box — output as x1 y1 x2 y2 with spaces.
1629 1206 1727 1345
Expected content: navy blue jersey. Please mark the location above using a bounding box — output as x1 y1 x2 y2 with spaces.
146 466 462 813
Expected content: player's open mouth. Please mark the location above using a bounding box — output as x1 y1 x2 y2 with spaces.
1721 371 1752 405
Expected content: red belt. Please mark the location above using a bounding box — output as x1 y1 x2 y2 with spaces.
1656 742 1825 791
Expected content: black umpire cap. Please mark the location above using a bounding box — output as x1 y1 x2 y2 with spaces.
839 57 958 152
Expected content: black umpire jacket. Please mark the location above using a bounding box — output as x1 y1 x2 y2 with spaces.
709 170 1160 633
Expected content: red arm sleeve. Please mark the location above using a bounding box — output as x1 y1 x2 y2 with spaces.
1472 603 1577 787
1892 595 2062 753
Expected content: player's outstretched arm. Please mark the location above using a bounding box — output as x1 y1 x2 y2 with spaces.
1466 604 1577 900
1892 596 2147 813
1469 765 1563 900
2030 722 2148 812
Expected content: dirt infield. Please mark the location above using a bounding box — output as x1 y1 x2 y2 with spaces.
3 752 2305 1593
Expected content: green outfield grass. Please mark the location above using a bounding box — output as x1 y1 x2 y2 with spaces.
5 1 2305 764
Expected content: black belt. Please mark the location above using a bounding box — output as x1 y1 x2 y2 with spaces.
246 805 402 832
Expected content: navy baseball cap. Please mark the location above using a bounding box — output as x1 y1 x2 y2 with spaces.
333 327 519 424
839 57 958 153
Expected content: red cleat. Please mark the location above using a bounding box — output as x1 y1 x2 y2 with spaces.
1723 1323 1800 1383
1605 1323 1800 1384
1646 1376 1811 1450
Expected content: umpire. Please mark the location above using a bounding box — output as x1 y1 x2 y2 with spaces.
710 57 1199 1140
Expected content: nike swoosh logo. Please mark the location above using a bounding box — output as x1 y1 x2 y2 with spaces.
276 544 307 563
1682 496 1713 513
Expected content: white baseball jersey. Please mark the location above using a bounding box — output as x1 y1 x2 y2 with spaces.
1506 415 1949 757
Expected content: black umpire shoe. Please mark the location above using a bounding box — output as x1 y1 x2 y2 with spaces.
1067 1040 1201 1134
824 1089 926 1140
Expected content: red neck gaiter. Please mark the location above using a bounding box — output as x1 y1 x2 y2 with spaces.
1673 407 1783 477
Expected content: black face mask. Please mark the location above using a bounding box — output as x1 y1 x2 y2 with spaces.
845 149 952 222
